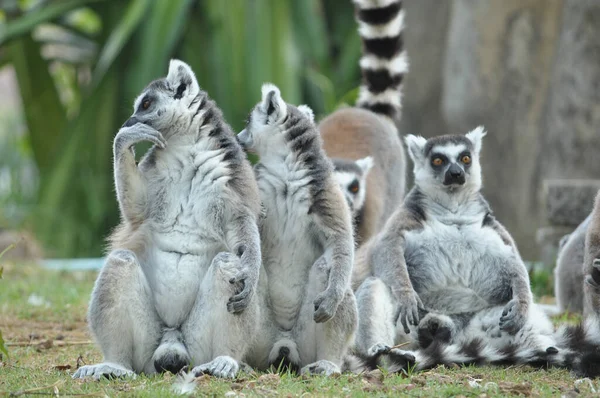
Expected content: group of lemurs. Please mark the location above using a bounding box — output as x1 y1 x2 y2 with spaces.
72 0 600 382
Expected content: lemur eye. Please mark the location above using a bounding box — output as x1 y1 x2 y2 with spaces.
142 100 151 110
461 155 471 164
348 180 360 194
432 157 444 166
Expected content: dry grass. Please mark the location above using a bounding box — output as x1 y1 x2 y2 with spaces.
0 263 596 397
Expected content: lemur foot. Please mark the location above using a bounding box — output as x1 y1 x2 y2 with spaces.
585 258 600 288
385 349 417 374
72 362 136 380
300 360 341 376
191 356 239 379
367 343 391 358
417 313 454 348
499 299 527 334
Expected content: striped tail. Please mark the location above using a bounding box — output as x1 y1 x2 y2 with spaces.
363 328 600 378
354 0 407 123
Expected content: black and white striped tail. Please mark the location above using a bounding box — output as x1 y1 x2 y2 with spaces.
354 0 407 123
363 327 600 378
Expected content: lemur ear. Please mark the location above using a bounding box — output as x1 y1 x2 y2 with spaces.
261 83 287 123
405 134 427 163
166 59 200 98
465 126 487 153
356 156 374 174
297 105 314 123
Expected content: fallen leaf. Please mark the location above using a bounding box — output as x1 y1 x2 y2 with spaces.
53 364 72 371
76 354 86 368
231 382 244 390
362 369 384 385
498 381 533 396
257 373 280 385
36 339 53 351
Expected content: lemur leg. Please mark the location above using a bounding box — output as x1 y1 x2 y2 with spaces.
243 275 275 371
73 250 162 379
353 277 400 357
183 252 260 379
297 257 358 376
583 259 600 341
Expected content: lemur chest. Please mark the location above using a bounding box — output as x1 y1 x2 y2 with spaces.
404 219 514 292
257 168 323 330
141 147 232 326
146 147 232 249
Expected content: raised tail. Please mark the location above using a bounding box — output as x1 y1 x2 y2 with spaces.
354 0 407 123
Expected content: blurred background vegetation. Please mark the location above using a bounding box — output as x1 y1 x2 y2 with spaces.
2 0 600 265
0 0 362 258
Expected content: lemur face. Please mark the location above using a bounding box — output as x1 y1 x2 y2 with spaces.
237 83 314 156
405 127 486 193
332 157 373 215
122 60 200 136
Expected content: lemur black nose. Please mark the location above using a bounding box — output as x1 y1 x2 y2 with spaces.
122 117 140 128
444 164 466 185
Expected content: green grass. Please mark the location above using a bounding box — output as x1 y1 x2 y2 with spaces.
0 263 595 397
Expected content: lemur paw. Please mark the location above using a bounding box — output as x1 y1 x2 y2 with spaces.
417 313 454 348
313 289 342 323
192 356 239 379
367 343 392 358
499 299 527 334
393 289 423 334
214 252 256 314
72 362 136 380
114 123 166 151
585 258 600 288
300 360 341 376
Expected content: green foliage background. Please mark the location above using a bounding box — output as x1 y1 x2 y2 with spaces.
0 0 361 257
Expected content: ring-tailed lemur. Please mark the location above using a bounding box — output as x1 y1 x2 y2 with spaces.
73 60 263 380
351 127 561 371
331 157 373 218
237 84 358 376
319 0 407 245
367 247 600 378
554 214 591 313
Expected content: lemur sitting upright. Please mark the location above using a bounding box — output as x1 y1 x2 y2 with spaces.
73 60 262 380
320 0 407 246
351 127 562 372
237 84 358 376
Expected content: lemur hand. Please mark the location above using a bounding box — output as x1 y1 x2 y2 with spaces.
393 288 423 334
114 123 166 153
313 288 343 323
499 299 527 334
227 264 259 314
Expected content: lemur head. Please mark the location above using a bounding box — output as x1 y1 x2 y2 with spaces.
331 157 373 215
122 59 201 135
405 126 486 195
237 83 315 156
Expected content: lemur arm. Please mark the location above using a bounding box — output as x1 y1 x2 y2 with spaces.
487 216 533 307
311 183 355 323
369 205 424 330
113 123 166 225
223 208 262 314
